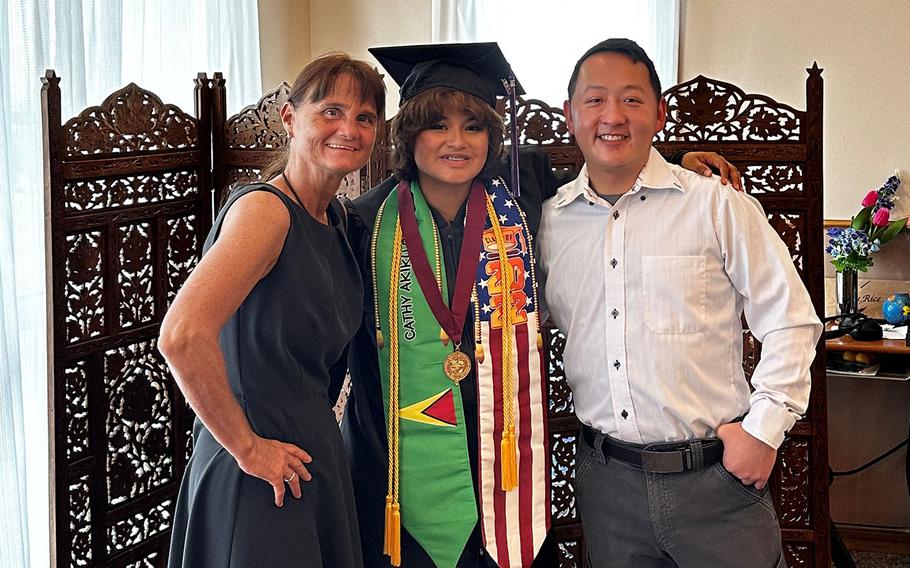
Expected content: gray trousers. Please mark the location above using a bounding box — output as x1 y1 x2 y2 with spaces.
576 431 787 568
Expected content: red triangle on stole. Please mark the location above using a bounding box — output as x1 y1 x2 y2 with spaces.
423 388 456 426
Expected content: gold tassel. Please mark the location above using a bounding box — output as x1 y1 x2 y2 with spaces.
383 494 392 554
475 343 485 364
440 328 450 346
390 503 402 566
501 427 519 491
377 329 385 350
500 434 512 491
508 426 518 490
536 331 543 353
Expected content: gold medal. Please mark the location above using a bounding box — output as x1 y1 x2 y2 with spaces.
443 350 472 383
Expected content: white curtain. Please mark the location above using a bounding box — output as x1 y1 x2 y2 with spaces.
0 2 261 567
432 0 680 106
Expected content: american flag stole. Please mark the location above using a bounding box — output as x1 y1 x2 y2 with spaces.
474 178 550 567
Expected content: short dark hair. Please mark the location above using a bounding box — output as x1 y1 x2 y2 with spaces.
566 38 662 101
389 87 505 181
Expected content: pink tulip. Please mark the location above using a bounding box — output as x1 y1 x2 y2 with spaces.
872 207 891 226
861 190 878 207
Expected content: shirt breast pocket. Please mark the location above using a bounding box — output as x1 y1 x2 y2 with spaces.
641 255 707 334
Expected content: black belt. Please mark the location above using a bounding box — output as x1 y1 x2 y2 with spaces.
580 424 724 474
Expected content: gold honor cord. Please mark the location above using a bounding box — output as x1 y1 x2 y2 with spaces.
485 194 519 492
432 224 449 347
372 199 389 350
384 220 403 566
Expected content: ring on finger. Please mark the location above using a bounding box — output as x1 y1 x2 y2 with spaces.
284 471 297 483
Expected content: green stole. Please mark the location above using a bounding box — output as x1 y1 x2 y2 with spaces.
373 181 477 568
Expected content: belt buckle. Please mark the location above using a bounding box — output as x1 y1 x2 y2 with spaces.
639 443 695 474
681 446 693 471
640 448 686 473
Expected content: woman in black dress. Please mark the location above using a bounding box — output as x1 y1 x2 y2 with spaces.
160 53 384 568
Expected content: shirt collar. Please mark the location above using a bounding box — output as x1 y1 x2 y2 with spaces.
552 147 685 209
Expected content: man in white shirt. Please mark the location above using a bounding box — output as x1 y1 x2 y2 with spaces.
538 38 821 567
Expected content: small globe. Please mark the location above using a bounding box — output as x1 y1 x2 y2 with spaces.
881 293 910 325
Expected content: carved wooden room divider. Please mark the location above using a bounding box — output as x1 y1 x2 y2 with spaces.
42 71 212 568
45 66 828 567
42 73 374 568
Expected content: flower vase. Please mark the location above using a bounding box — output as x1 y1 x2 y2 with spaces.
836 268 860 325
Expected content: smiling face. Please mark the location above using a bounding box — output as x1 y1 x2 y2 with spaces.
564 51 667 193
413 102 490 195
282 73 379 178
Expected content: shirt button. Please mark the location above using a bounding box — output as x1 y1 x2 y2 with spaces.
640 195 647 201
621 409 629 419
610 258 618 268
613 360 621 370
611 308 619 319
588 201 595 206
612 211 620 220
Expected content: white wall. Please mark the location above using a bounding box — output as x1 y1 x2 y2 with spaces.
681 0 910 220
258 0 311 89
310 0 431 112
259 0 910 220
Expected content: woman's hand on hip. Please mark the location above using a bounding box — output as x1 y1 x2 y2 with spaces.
236 436 313 507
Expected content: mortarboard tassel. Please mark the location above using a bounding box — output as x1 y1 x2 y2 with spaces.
504 75 521 198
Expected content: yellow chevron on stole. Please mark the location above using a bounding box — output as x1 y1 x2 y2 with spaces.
399 388 457 427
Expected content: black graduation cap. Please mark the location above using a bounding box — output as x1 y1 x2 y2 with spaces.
370 42 526 196
368 42 524 107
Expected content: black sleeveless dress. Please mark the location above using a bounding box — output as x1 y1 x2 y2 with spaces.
168 184 364 568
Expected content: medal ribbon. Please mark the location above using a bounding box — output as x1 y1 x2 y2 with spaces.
397 179 488 344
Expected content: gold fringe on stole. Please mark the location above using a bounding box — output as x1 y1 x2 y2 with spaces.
486 194 519 492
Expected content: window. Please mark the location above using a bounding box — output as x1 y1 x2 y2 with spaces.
432 0 679 106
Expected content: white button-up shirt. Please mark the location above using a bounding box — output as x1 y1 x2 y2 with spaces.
538 148 821 449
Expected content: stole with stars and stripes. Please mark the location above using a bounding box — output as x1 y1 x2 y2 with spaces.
473 177 550 568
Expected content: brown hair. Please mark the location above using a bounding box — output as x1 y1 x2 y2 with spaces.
389 87 505 181
258 52 386 181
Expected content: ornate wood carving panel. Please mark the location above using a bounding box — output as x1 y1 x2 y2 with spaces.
223 83 289 149
45 71 210 568
65 171 199 212
658 76 802 142
63 83 198 155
